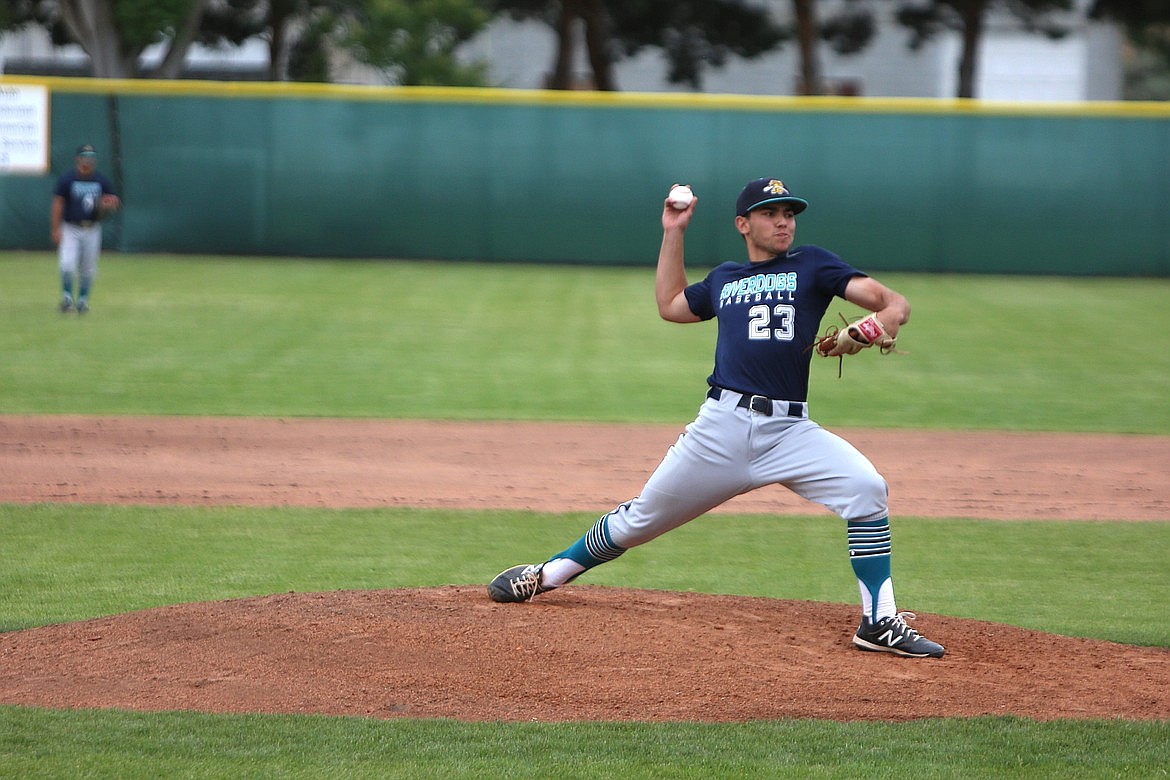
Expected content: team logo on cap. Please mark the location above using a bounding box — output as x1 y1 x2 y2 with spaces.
764 179 789 195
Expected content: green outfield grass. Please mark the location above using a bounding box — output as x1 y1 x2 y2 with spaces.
1 251 1167 777
2 252 1168 432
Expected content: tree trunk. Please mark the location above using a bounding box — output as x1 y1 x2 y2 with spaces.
581 0 616 91
60 0 137 78
793 0 822 95
268 0 301 81
548 1 577 89
956 0 987 98
268 18 288 81
152 0 211 79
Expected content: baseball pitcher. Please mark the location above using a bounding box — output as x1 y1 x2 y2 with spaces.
489 177 944 659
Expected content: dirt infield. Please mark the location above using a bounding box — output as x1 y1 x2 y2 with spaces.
1 415 1168 722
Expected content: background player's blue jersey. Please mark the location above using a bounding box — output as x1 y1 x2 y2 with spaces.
684 245 864 401
54 170 116 223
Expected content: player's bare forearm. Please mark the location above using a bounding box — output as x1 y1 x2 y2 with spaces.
843 277 910 337
656 200 701 322
656 231 700 322
50 197 64 244
873 292 910 339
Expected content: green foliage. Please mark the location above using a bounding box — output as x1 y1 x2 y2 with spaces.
6 0 210 76
287 11 337 82
897 0 1075 47
489 0 790 89
614 0 790 88
342 0 492 86
0 0 53 34
1090 0 1170 29
113 0 200 50
820 0 877 56
3 0 494 83
895 0 1076 97
1090 0 1170 99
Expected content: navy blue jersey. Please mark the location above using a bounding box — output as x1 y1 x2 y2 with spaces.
54 170 116 223
684 246 864 401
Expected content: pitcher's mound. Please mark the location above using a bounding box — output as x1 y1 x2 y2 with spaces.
2 586 1166 721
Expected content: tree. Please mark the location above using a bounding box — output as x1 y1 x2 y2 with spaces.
1089 0 1170 36
1089 0 1170 99
1 0 211 78
195 0 286 81
794 0 876 95
488 0 790 91
339 0 491 85
895 0 1074 98
792 0 824 94
199 0 492 84
200 0 492 84
2 0 492 84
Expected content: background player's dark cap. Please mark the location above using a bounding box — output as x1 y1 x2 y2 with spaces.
76 144 97 157
736 178 808 217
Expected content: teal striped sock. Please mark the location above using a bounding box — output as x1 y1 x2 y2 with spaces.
553 513 626 571
848 518 892 622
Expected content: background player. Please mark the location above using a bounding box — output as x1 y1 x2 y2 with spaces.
51 144 120 314
488 176 944 658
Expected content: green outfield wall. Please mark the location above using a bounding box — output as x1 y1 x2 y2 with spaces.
2 76 1167 275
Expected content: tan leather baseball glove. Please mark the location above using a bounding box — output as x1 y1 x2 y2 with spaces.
815 313 897 358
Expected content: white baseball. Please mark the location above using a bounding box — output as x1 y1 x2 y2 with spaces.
667 184 694 210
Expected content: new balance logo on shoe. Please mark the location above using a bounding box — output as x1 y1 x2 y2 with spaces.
853 612 945 658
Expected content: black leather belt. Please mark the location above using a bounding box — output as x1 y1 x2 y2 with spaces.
707 386 805 417
68 220 96 227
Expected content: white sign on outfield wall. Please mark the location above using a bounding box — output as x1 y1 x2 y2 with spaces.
0 83 49 175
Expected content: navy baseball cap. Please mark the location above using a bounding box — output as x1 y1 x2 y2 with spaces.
735 178 808 217
76 144 97 157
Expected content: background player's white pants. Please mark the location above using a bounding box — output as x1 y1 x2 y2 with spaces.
605 390 889 549
58 223 102 286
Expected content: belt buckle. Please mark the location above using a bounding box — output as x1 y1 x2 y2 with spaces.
748 395 772 415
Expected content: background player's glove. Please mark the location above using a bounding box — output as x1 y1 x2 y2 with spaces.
816 313 896 358
97 194 120 219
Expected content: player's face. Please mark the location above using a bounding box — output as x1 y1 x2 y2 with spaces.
739 205 797 261
76 156 96 176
